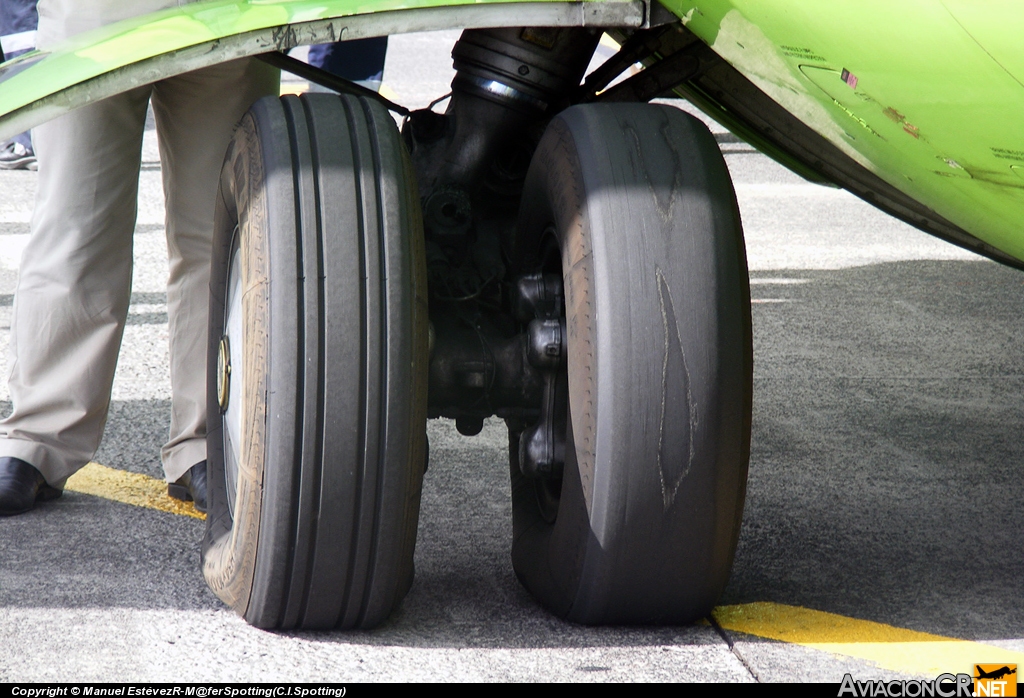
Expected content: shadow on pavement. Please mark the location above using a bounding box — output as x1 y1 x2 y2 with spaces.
1 258 1020 649
727 258 1024 643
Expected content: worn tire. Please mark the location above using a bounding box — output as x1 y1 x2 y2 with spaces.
510 103 752 624
202 93 429 629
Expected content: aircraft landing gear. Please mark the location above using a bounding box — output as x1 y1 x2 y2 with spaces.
202 24 751 629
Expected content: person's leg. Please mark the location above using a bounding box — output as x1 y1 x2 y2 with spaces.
0 0 38 53
0 86 151 488
0 0 38 163
307 36 389 91
150 57 279 483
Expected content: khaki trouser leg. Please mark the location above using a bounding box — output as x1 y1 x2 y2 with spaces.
0 87 151 488
154 59 279 482
0 59 278 487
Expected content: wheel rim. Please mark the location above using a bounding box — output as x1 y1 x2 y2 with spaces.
531 230 567 524
221 229 244 520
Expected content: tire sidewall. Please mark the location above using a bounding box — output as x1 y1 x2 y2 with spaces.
202 106 275 613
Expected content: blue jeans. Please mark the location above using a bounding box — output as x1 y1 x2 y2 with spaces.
308 36 388 87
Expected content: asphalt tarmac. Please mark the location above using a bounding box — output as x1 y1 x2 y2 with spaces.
0 31 1022 683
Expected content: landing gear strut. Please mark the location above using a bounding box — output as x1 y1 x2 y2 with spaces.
204 23 752 629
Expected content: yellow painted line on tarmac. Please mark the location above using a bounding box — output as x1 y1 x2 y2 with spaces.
378 84 401 104
279 82 402 103
714 602 1024 676
280 81 308 96
64 462 205 520
53 466 1023 674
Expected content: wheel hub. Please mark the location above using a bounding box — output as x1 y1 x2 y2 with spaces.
217 335 231 413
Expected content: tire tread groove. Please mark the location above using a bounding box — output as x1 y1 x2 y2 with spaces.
276 94 306 628
336 94 371 627
356 97 391 626
294 94 328 627
204 93 425 631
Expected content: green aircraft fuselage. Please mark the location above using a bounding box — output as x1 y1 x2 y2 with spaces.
2 0 1022 262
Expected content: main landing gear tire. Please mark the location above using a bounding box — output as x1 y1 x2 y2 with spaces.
202 93 429 630
509 103 753 624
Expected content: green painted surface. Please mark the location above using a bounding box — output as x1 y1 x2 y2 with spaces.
660 0 1024 261
2 0 1022 261
0 0 519 115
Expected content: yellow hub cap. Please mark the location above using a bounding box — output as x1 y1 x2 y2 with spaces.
217 335 231 413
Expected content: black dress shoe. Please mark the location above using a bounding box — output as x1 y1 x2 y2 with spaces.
168 461 207 513
0 140 37 171
0 457 62 516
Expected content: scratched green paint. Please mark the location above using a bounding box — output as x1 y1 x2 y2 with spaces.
660 0 1024 261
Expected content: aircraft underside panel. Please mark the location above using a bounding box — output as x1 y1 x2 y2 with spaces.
1 0 1022 263
0 0 645 140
